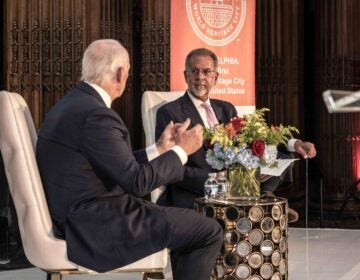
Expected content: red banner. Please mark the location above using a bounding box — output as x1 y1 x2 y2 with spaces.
170 0 255 113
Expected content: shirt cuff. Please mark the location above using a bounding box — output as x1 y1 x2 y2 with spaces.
171 145 188 165
287 138 300 152
146 144 160 161
146 144 188 165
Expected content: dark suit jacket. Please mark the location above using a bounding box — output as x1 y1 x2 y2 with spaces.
155 92 237 209
36 82 184 272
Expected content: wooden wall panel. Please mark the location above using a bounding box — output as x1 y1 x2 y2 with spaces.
140 0 170 92
313 0 360 214
5 0 88 128
256 0 360 215
4 0 134 141
99 0 134 143
255 0 306 207
256 0 304 133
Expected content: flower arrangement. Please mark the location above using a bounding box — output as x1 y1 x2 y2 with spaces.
203 108 299 198
203 108 299 171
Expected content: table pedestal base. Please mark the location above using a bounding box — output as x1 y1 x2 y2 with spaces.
195 197 289 280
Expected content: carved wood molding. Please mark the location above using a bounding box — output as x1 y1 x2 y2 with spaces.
140 0 170 92
4 0 134 138
5 0 86 128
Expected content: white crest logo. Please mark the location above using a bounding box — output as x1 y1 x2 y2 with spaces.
186 0 247 46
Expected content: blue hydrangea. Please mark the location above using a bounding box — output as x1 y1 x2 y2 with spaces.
223 147 237 167
206 143 262 170
235 148 260 169
213 142 225 158
205 150 225 170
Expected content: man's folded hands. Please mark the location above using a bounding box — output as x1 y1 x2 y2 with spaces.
156 118 203 155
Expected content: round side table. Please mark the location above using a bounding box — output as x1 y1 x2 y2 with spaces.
194 197 289 280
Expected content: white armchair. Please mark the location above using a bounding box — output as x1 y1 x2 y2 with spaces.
0 91 168 280
141 91 184 202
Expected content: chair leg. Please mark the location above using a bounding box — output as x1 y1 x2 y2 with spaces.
143 271 165 280
46 272 62 280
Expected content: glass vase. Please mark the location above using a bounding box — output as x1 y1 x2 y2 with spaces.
226 165 260 199
264 144 278 166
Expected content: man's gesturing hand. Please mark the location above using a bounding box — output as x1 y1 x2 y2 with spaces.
156 121 179 154
294 141 317 159
174 118 203 155
156 119 203 156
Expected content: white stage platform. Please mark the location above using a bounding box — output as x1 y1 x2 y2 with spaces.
0 227 359 280
288 227 360 280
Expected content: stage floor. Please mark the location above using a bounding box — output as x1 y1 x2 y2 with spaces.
288 227 360 280
0 227 359 280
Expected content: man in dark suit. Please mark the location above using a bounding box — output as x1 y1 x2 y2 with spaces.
155 48 317 222
36 39 222 280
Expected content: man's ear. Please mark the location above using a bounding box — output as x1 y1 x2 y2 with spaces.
213 72 219 84
184 70 189 83
116 67 125 83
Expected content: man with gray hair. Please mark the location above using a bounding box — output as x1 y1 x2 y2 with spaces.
36 39 222 280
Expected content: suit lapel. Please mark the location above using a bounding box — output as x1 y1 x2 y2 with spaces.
210 99 227 124
180 93 205 127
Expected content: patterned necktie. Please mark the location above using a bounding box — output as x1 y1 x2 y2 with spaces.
201 102 219 128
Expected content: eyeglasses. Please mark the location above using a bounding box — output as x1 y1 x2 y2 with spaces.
187 68 217 77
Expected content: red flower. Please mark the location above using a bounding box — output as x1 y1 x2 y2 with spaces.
224 123 237 138
250 140 265 157
230 117 246 131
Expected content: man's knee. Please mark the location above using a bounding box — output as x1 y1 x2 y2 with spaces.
204 217 223 246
